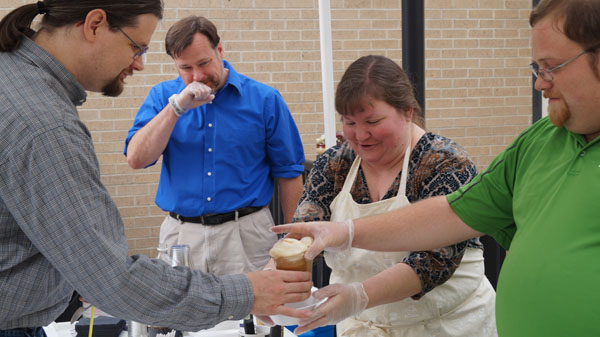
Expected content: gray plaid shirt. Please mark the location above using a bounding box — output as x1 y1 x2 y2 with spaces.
0 37 252 330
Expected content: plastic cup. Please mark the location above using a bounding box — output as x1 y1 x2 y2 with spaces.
273 254 313 273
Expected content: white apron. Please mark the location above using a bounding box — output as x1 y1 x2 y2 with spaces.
325 145 497 337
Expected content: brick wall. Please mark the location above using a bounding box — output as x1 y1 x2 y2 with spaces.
2 0 534 257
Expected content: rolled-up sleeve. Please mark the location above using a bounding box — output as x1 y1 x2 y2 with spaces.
264 90 305 179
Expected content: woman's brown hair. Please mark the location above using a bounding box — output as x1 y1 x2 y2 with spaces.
335 55 425 128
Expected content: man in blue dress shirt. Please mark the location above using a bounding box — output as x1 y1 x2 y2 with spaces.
125 16 305 275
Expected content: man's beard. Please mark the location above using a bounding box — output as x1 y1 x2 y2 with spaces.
202 66 227 93
544 91 570 127
102 73 126 97
201 74 219 93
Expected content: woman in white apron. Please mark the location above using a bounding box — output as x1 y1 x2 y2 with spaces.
290 55 497 336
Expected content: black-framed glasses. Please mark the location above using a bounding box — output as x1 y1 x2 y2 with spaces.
116 27 149 60
529 48 591 82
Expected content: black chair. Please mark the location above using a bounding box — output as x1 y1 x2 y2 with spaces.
480 235 505 289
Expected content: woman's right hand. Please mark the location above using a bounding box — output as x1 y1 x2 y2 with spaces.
272 219 354 260
293 282 369 335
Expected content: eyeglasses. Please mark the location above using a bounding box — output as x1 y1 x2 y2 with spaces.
529 49 591 82
116 27 149 60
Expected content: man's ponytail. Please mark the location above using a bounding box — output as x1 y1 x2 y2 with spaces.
0 4 39 52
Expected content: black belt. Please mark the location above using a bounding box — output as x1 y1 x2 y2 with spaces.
169 206 264 225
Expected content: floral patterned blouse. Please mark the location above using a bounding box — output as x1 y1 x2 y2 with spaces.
292 132 482 299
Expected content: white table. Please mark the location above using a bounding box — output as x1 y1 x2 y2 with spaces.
191 320 295 337
44 320 296 337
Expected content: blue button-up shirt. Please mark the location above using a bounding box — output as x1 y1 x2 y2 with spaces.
125 61 305 216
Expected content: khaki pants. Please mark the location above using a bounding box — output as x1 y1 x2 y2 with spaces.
159 207 277 275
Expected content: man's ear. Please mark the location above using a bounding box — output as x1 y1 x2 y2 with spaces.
405 107 414 122
216 42 224 59
82 9 108 42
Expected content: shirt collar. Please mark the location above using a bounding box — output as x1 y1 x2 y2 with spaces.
221 60 242 95
16 37 87 106
560 122 600 149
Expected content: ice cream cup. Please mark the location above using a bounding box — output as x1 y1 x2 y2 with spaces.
273 253 313 273
269 237 314 273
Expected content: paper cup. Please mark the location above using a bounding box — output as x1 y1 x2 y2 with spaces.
273 254 313 273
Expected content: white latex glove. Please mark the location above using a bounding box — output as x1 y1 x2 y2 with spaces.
294 282 368 335
272 219 354 260
175 81 215 112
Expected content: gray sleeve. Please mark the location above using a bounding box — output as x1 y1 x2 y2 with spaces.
1 120 252 330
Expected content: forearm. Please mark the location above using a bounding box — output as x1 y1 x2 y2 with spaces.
277 176 303 223
362 263 422 309
126 104 179 169
6 127 254 330
353 196 482 252
404 240 470 299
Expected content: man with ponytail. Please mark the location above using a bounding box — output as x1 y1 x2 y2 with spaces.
0 2 311 336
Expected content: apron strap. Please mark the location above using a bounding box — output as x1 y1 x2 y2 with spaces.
340 155 362 194
341 317 394 337
398 140 411 197
342 140 413 198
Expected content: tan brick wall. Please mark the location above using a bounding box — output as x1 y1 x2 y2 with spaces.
2 0 534 257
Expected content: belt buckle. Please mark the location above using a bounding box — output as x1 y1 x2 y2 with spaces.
176 214 184 224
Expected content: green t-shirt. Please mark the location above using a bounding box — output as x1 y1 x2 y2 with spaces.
447 117 600 336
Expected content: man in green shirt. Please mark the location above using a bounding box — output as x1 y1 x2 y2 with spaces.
273 0 600 336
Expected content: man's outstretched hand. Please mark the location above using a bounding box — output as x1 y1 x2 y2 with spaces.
245 269 313 320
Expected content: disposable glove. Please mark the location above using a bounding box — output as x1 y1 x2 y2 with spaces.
272 219 355 261
320 219 354 255
171 81 215 116
294 282 368 335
